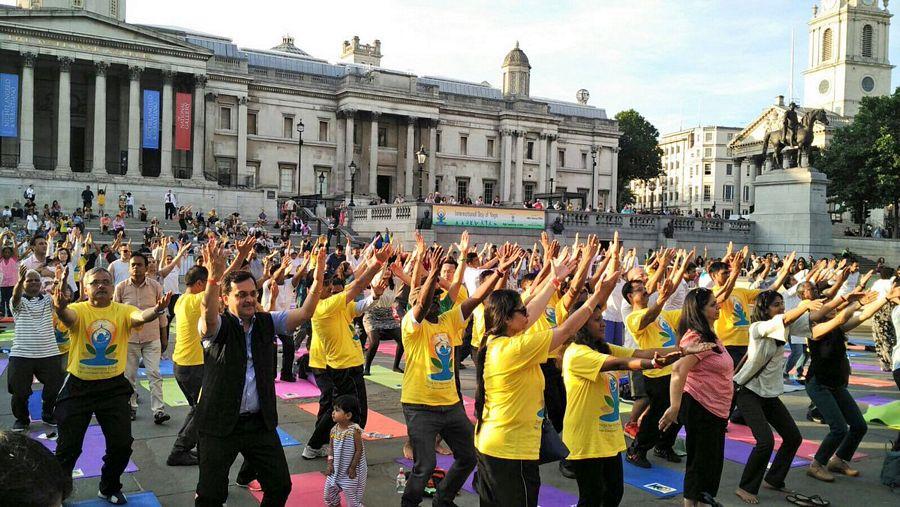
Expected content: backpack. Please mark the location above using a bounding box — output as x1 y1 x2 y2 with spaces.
881 443 900 490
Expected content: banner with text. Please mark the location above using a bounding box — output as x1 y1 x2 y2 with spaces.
141 89 160 149
0 73 19 138
432 205 545 229
174 92 192 150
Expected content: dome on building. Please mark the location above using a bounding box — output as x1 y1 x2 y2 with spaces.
271 34 311 57
502 41 531 68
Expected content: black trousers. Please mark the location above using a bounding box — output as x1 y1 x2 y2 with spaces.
0 285 12 317
7 354 64 423
570 454 624 507
277 335 294 380
364 327 404 372
735 388 801 494
474 451 540 507
196 413 291 506
682 392 727 502
401 402 476 507
631 374 680 455
541 361 567 432
171 364 203 454
307 365 368 449
55 374 134 495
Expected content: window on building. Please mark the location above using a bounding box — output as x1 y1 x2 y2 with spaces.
676 145 680 153
723 209 731 219
247 112 257 135
483 180 496 202
704 147 712 158
436 131 442 152
526 141 534 160
456 178 469 201
743 185 750 202
353 122 360 145
581 152 588 168
523 182 535 202
688 187 693 202
727 133 735 140
216 157 236 186
704 163 711 175
318 120 329 142
487 138 495 157
283 116 293 139
862 24 873 58
279 163 296 193
558 149 566 167
377 127 387 147
703 185 711 202
823 28 833 61
219 106 232 130
245 161 260 188
435 175 443 193
459 135 468 155
704 132 713 142
723 184 734 202
725 163 733 176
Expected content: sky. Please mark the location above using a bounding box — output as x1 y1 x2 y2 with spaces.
5 0 899 134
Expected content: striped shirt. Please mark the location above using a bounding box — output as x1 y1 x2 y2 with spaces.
10 295 61 358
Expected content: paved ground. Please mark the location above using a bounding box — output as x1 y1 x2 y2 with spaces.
1 324 899 507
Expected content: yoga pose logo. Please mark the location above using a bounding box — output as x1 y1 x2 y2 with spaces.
81 320 118 366
428 333 454 381
544 307 557 326
732 298 750 327
600 375 620 423
659 319 677 348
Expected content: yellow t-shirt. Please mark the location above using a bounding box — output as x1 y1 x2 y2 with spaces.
310 291 362 369
98 194 106 206
714 287 760 347
625 308 681 378
562 343 633 459
54 316 70 354
73 256 87 283
474 329 552 460
67 301 138 380
173 291 205 366
400 306 465 405
471 304 486 349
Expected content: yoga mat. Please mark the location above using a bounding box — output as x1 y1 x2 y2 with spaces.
848 375 895 388
851 363 885 373
251 472 341 506
622 460 683 498
620 399 634 415
782 383 806 393
33 426 139 478
277 426 301 447
462 395 476 422
365 365 403 390
725 422 867 461
139 377 189 407
723 437 810 468
28 389 44 421
846 351 867 357
71 491 162 506
138 358 174 377
298 403 407 440
377 340 398 356
849 338 875 347
863 400 900 430
0 357 7 376
857 394 896 406
294 346 309 359
275 378 321 400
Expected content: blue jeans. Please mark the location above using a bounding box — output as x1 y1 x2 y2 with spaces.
804 378 867 465
784 343 807 376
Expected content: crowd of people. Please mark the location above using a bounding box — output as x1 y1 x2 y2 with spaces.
1 199 900 507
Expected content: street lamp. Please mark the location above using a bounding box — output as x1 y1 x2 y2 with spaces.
648 180 657 213
590 146 598 211
317 172 326 235
296 120 305 197
549 177 555 194
416 145 428 202
348 161 357 207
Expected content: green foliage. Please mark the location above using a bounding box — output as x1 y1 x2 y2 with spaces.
614 109 663 207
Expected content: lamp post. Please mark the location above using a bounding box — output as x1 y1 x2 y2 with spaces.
590 146 598 211
317 172 325 235
648 180 657 213
549 177 554 194
296 120 304 197
416 145 427 201
348 161 357 207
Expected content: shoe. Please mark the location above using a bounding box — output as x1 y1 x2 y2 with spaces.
12 420 29 432
97 490 128 505
653 447 682 463
41 413 57 427
558 459 576 479
806 461 835 482
624 421 639 439
826 456 860 477
806 411 823 424
189 449 199 459
130 408 137 421
626 449 651 469
301 445 328 460
166 451 199 466
154 411 170 425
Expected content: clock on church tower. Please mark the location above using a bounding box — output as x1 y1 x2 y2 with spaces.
802 0 894 118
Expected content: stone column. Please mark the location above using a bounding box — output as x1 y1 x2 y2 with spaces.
536 133 547 193
427 119 438 197
404 116 416 198
127 66 142 175
91 61 109 173
747 159 758 206
500 129 512 201
344 109 356 201
18 52 36 170
513 131 525 203
733 158 743 216
191 75 206 182
56 56 73 172
237 96 248 184
159 70 174 179
609 146 619 211
368 111 380 196
334 110 345 198
548 134 559 195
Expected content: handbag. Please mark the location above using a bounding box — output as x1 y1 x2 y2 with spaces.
538 417 569 464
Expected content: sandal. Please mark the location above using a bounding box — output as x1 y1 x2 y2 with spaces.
786 494 830 507
699 492 723 507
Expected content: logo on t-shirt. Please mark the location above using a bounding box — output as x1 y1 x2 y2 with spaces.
658 319 677 348
428 333 454 382
600 375 620 423
545 307 557 326
81 320 118 366
732 298 750 327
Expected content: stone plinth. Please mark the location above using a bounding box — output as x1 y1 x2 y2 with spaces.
750 167 832 257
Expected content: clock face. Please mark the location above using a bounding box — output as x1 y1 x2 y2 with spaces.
819 79 830 94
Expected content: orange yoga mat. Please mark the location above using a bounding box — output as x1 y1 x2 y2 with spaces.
848 375 895 388
725 422 867 461
297 402 407 440
251 472 343 506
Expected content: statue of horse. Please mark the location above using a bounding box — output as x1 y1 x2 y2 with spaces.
761 108 829 168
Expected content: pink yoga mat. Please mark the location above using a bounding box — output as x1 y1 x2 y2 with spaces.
32 426 139 477
251 472 342 506
725 422 867 461
462 395 476 423
377 341 398 356
274 378 321 400
848 375 895 388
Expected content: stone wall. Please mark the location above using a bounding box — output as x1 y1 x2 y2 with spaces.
832 237 900 267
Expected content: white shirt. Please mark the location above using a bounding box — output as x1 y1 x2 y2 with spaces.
734 315 789 398
163 269 180 294
126 195 135 206
698 272 714 289
109 259 131 285
26 214 39 230
891 305 900 372
602 280 625 323
837 271 860 296
20 254 44 271
663 279 691 311
871 278 895 299
10 295 60 359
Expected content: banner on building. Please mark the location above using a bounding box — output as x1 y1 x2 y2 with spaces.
432 205 545 229
0 73 19 138
174 92 192 150
142 89 160 149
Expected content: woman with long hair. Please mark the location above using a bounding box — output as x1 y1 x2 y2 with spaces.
660 288 734 507
733 290 823 504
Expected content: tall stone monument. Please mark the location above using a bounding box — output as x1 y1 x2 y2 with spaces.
751 167 832 258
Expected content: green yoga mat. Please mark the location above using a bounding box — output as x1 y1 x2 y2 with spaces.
0 329 15 341
365 365 404 390
139 377 189 407
863 400 900 430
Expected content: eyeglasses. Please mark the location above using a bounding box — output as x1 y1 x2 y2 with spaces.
513 306 528 317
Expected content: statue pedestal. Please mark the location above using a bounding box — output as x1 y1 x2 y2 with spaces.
750 167 832 258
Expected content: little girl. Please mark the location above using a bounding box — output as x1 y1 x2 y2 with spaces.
325 395 367 507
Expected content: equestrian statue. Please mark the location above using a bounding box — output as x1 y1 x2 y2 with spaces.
761 104 829 168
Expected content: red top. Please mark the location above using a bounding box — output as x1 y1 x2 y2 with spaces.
680 330 734 419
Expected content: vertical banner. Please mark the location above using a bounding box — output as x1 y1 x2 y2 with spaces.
0 73 19 138
142 89 160 149
174 92 192 150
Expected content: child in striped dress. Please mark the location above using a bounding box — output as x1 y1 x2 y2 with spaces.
325 395 367 507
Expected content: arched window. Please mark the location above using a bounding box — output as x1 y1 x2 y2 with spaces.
861 24 873 57
822 28 833 62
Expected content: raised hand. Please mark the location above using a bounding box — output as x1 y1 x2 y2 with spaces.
236 235 257 259
551 254 574 282
414 231 426 256
802 298 825 314
457 230 470 254
658 277 675 301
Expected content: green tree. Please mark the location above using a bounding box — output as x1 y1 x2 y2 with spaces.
614 109 663 208
818 89 900 235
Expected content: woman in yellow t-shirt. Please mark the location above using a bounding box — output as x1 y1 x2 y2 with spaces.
561 300 710 506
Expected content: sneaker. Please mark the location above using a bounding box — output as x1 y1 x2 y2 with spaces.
624 422 639 439
806 411 823 425
806 461 835 482
166 451 199 467
97 490 128 505
626 449 651 469
12 420 29 432
827 456 860 477
41 413 57 427
236 478 262 491
154 411 170 425
558 459 576 479
653 447 682 463
130 408 137 421
301 445 328 460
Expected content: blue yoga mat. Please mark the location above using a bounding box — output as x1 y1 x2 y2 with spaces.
28 389 43 421
277 427 301 447
623 460 683 498
71 491 161 506
138 359 174 377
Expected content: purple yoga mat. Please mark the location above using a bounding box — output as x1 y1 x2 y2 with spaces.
31 426 138 478
274 377 321 399
724 438 809 468
0 357 8 376
396 455 579 506
851 363 885 373
857 394 896 406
